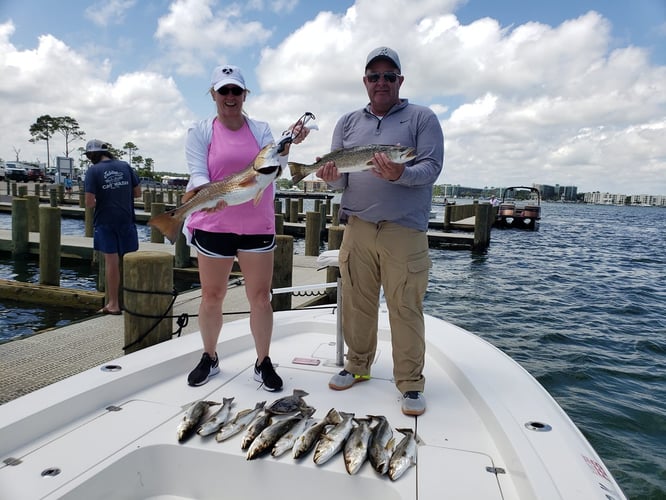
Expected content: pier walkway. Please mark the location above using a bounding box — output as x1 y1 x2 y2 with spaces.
0 255 328 404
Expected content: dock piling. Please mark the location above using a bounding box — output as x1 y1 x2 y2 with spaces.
11 198 28 256
123 251 173 354
271 235 293 311
39 206 61 286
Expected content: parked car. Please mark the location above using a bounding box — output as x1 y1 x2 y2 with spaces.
26 167 45 182
5 166 28 182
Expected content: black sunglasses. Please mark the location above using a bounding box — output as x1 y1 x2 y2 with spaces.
217 86 244 96
366 71 399 83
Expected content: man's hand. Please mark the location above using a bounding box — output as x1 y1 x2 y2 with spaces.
316 161 341 182
371 152 404 181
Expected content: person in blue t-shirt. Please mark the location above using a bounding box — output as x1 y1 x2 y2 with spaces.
83 139 141 315
63 175 73 199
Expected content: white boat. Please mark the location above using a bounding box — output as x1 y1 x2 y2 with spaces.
0 283 626 499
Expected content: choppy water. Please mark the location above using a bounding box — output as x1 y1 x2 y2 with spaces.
0 203 664 498
424 203 666 500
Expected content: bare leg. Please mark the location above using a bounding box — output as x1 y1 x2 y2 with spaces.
104 253 121 312
237 250 274 361
196 254 235 357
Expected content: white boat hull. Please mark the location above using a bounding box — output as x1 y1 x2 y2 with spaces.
0 306 626 499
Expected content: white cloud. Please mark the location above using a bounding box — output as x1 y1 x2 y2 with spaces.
0 1 664 195
84 0 137 27
0 20 193 169
154 0 272 75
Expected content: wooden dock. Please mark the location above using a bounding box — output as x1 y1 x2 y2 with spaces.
0 199 493 250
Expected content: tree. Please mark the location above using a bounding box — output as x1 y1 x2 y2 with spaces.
12 147 20 161
56 117 85 157
29 115 59 168
123 142 138 167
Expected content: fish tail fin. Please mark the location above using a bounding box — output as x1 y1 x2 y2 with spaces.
288 162 308 184
148 212 182 245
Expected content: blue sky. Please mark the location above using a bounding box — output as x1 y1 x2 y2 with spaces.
1 0 665 194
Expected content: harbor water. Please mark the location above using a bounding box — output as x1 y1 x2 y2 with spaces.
0 203 664 499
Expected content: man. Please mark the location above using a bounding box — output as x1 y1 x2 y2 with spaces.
84 139 141 315
317 47 444 416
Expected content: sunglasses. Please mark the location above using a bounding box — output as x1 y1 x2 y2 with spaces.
217 86 244 96
366 71 399 83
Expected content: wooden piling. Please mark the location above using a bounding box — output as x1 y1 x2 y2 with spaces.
326 226 344 287
174 232 191 268
123 251 173 354
150 202 165 243
11 198 28 257
319 204 327 236
26 195 40 233
275 213 284 235
332 203 340 226
49 188 58 207
473 203 492 251
271 235 293 311
289 200 299 223
143 190 152 212
39 206 61 286
305 211 322 256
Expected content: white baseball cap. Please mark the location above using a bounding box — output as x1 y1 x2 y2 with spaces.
85 139 110 153
210 65 246 91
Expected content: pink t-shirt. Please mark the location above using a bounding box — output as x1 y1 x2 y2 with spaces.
186 118 275 235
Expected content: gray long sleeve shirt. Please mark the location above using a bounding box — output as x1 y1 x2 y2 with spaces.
328 99 444 231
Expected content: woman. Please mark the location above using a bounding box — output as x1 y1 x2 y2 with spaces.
184 64 306 391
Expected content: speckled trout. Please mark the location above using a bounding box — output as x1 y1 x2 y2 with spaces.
148 142 284 244
288 144 416 184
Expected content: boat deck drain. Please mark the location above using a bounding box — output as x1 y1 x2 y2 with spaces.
525 421 552 432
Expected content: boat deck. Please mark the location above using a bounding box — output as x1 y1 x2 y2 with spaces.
0 306 626 500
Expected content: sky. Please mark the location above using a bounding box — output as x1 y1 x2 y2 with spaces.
1 0 665 195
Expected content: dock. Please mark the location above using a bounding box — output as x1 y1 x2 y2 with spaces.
0 254 328 404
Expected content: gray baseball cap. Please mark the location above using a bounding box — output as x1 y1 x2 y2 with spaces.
365 46 401 72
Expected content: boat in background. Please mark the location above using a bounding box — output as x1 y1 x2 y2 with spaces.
0 265 625 499
496 186 541 230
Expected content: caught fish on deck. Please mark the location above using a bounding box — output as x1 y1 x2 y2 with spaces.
266 389 310 414
368 414 394 475
176 400 220 443
215 401 266 443
197 397 234 437
313 411 355 465
271 407 317 457
240 409 272 450
148 143 284 244
288 144 416 183
388 428 417 481
246 413 303 460
343 418 373 475
292 408 342 459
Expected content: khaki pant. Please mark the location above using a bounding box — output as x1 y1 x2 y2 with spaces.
338 216 430 393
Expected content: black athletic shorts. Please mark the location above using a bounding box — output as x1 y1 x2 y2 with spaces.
191 229 276 258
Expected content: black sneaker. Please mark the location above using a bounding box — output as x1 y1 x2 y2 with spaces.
187 352 220 386
253 356 283 392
